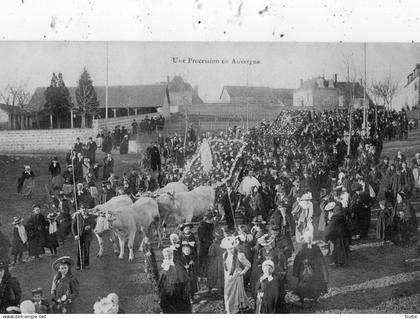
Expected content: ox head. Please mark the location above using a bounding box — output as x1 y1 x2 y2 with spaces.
93 209 116 236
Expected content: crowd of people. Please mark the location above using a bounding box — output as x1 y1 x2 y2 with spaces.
1 105 419 314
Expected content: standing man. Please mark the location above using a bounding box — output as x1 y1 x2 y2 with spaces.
74 138 83 155
71 205 96 270
87 137 97 163
131 119 138 136
25 204 47 260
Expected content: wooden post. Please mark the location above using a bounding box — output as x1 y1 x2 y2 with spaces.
70 109 74 128
50 113 53 129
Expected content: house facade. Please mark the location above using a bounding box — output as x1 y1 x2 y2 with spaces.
404 64 420 110
293 75 371 109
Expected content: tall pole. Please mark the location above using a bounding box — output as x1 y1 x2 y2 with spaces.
363 42 367 131
347 65 352 156
105 42 109 120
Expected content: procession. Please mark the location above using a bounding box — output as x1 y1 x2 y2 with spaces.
0 41 420 315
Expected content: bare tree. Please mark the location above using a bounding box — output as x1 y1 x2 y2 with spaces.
0 83 31 108
370 73 399 110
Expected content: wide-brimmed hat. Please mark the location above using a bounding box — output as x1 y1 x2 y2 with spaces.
324 202 336 211
47 213 57 220
179 223 193 231
220 236 239 249
12 217 23 225
251 216 266 225
32 204 41 210
300 192 312 201
181 241 193 248
31 288 43 295
52 256 74 271
262 259 275 270
258 234 275 247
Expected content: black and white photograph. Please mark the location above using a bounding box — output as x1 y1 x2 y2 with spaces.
0 0 419 316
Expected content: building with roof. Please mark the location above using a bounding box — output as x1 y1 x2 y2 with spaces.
0 104 32 130
293 74 372 110
404 63 420 110
219 86 293 106
27 84 170 128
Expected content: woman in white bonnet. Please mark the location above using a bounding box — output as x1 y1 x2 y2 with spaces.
292 225 329 305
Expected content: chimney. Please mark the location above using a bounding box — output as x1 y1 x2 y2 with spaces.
300 79 303 87
334 73 337 83
360 78 363 86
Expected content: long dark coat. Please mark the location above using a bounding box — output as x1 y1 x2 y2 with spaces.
375 207 393 240
324 212 350 266
25 213 47 257
0 269 21 314
197 221 214 277
292 244 329 301
350 192 371 239
0 231 11 262
103 157 114 179
158 264 192 314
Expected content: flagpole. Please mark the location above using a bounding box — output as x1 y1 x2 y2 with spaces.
363 42 367 131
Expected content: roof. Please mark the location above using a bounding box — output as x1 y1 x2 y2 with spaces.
298 77 333 91
0 103 30 115
27 85 169 113
220 86 293 103
221 86 273 99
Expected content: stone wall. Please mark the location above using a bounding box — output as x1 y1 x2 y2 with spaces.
0 128 97 152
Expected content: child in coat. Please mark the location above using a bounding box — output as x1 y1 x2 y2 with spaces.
11 217 28 265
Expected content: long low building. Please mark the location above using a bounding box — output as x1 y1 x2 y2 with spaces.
27 84 170 128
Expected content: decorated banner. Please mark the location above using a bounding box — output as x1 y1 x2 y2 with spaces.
181 138 246 190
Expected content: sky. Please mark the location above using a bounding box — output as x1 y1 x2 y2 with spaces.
0 42 419 106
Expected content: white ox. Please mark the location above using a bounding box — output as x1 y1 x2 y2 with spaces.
157 185 215 225
94 196 161 261
92 195 133 258
154 181 189 196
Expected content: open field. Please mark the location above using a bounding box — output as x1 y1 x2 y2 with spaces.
0 129 420 313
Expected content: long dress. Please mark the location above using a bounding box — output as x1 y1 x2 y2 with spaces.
17 170 35 198
223 250 251 314
255 276 287 314
207 242 224 291
158 263 192 313
292 244 329 301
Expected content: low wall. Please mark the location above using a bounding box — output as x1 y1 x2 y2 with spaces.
0 128 97 152
95 111 161 131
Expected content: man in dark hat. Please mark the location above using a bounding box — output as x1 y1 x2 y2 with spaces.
25 205 47 260
71 205 96 270
87 137 97 163
0 261 21 313
0 222 11 263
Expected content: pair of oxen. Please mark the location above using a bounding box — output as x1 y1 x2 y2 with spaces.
87 182 214 261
